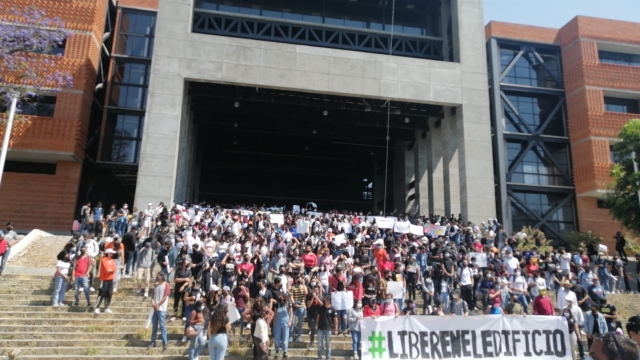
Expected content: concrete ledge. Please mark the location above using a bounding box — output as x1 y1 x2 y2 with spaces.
8 229 53 262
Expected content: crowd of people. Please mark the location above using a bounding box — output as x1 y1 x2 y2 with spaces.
3 201 640 360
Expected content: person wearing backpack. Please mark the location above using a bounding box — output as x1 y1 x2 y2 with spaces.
448 290 469 316
380 293 399 316
0 222 19 277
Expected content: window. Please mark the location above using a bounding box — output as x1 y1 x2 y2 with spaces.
610 145 617 163
33 39 66 56
109 62 150 110
507 142 570 186
604 97 640 114
4 161 56 175
599 51 640 67
597 199 610 209
102 113 144 164
503 93 565 136
511 191 575 236
21 96 56 117
500 46 560 88
115 11 156 58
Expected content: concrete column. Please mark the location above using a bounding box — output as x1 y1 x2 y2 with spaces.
373 162 384 213
404 144 415 214
449 0 497 224
427 118 445 216
414 130 429 216
443 107 460 218
393 142 407 213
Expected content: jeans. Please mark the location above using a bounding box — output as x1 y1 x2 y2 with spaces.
440 293 450 314
516 293 529 314
351 330 361 354
317 329 332 360
308 317 317 346
274 322 290 352
461 285 474 310
52 274 67 305
188 324 206 360
185 304 195 329
222 276 233 289
114 259 121 290
74 276 91 305
125 250 136 275
96 280 113 308
209 333 228 360
337 309 347 332
0 246 10 276
290 307 305 338
151 310 168 346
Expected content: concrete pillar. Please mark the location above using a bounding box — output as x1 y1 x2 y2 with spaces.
443 107 460 218
414 130 429 216
447 0 497 225
427 118 445 216
404 144 415 214
373 162 384 213
174 102 197 203
393 142 407 213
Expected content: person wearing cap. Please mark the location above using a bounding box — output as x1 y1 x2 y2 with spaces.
599 297 618 332
556 280 577 312
532 287 554 315
95 248 117 314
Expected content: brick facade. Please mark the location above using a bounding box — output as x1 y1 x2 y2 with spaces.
487 17 639 245
0 0 106 232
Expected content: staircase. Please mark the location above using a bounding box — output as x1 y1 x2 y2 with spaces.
0 274 355 360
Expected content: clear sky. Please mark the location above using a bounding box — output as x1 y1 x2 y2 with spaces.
484 0 640 28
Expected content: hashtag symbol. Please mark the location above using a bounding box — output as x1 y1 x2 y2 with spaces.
368 331 387 359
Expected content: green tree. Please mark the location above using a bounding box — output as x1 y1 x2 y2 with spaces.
605 119 640 234
562 231 601 253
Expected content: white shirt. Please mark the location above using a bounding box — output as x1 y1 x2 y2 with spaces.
556 289 577 311
56 261 71 276
509 274 527 294
505 256 520 275
527 276 546 297
565 305 585 327
560 253 571 271
459 267 473 286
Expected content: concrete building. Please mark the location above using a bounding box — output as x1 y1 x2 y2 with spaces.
118 0 496 226
486 18 640 245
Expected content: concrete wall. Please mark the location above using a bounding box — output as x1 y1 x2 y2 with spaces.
135 0 496 224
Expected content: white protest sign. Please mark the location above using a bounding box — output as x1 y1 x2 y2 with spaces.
333 234 346 246
410 224 424 236
297 219 310 234
338 222 352 234
469 252 488 268
598 244 608 252
387 281 404 299
270 214 284 225
360 315 572 360
375 217 395 229
394 221 411 234
331 290 354 311
145 308 154 329
292 205 301 214
227 304 241 324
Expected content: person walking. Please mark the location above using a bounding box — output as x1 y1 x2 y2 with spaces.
316 295 338 360
584 303 608 350
614 231 628 262
85 236 99 292
95 248 117 314
0 222 20 277
136 241 155 297
347 300 364 359
52 252 72 307
208 303 230 360
72 246 93 307
274 294 292 358
148 272 170 350
188 300 207 360
289 276 308 342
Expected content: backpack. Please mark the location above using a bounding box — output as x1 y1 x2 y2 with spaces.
0 239 7 256
334 274 345 291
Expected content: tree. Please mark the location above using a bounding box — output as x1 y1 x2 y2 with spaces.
562 231 601 253
605 119 640 234
516 226 553 253
0 6 73 110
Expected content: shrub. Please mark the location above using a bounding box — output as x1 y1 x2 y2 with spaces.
562 231 601 253
516 226 553 253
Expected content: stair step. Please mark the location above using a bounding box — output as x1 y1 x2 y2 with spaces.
0 339 355 349
0 346 356 356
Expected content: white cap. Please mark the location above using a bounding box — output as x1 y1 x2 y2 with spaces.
105 249 116 254
211 285 219 292
223 286 230 291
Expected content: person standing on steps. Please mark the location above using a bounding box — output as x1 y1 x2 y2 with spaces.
208 303 231 360
188 300 207 360
95 248 116 314
72 245 93 307
0 222 20 277
148 272 170 350
85 236 99 292
136 241 155 298
316 295 338 360
52 252 72 307
347 300 364 359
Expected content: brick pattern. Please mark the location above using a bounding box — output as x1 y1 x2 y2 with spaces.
118 0 159 9
576 197 621 249
485 21 559 44
0 162 82 232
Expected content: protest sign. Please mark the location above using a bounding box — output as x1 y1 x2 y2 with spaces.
410 224 425 236
338 222 352 234
387 281 404 299
598 244 608 252
375 217 395 229
228 304 241 324
270 214 284 225
292 205 301 214
331 291 354 311
333 234 346 246
297 219 310 234
469 252 487 268
360 315 571 360
394 221 411 234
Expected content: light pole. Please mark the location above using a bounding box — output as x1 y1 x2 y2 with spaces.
0 93 18 187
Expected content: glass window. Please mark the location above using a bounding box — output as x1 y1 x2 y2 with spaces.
113 62 150 86
604 97 640 114
20 96 56 117
116 11 156 58
120 12 155 35
599 50 640 67
503 93 565 136
508 143 570 186
500 46 560 88
610 145 616 163
511 191 575 238
116 34 154 58
102 114 144 164
109 61 150 110
110 85 147 110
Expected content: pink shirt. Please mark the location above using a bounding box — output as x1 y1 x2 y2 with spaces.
381 301 397 316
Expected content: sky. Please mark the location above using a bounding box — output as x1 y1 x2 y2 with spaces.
484 0 640 28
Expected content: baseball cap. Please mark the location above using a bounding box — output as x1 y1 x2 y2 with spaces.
222 286 230 291
105 249 116 254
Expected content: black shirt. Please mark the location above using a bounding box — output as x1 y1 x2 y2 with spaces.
222 262 236 277
122 232 137 252
571 284 589 311
306 293 323 319
317 306 337 331
599 303 617 330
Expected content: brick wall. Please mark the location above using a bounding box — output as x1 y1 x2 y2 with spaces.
576 197 620 249
118 0 159 10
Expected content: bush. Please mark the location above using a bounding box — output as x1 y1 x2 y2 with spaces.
624 236 640 256
562 231 601 253
517 226 553 253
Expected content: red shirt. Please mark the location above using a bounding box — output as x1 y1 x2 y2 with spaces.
328 274 346 293
364 305 381 317
74 256 90 277
232 286 249 309
237 262 254 275
347 282 363 301
532 295 554 315
301 253 318 268
377 260 394 274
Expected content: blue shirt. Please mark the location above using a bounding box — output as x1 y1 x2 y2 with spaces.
93 208 103 221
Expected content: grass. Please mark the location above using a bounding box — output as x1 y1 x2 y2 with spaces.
226 340 247 356
169 327 183 334
87 325 109 333
85 348 99 356
134 328 151 340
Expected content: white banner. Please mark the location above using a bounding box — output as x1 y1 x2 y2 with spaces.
270 214 284 225
331 290 354 311
375 217 395 229
387 281 404 299
410 224 425 236
338 222 352 234
360 315 571 360
469 252 487 268
394 221 411 234
297 219 310 234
